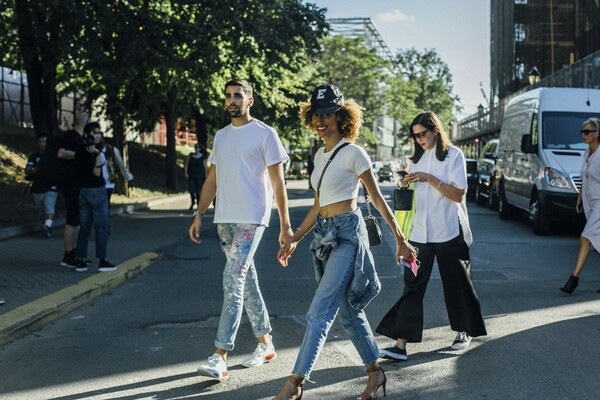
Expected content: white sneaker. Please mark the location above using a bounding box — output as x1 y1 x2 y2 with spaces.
241 342 277 368
197 353 229 379
451 332 472 350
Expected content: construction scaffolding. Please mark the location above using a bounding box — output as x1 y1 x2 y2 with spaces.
327 18 395 62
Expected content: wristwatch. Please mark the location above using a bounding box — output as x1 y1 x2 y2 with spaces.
192 211 203 218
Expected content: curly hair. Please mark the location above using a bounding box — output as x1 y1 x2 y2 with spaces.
409 111 452 163
299 98 363 142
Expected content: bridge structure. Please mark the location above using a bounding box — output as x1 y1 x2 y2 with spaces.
454 49 600 159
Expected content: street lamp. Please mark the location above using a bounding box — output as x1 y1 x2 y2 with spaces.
528 66 541 85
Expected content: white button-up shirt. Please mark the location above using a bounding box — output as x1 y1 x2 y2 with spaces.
409 145 473 245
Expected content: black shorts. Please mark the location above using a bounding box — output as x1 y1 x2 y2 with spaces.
62 187 81 226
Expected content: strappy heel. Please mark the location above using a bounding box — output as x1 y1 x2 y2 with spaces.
357 365 387 399
287 376 303 400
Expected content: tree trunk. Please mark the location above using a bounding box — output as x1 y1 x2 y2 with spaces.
14 1 59 137
164 92 178 190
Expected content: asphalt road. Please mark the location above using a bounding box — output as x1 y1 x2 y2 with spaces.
0 181 599 399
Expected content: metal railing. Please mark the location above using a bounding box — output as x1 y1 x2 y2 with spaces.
455 49 600 144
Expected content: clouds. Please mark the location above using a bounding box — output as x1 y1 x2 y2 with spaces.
376 9 415 23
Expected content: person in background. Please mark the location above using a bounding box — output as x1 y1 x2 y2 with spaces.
73 122 115 273
57 112 89 268
25 133 59 238
184 143 207 210
377 111 487 361
189 78 293 380
96 132 134 204
560 117 600 294
273 84 416 400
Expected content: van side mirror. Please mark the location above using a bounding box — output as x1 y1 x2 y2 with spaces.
521 134 535 153
484 152 495 160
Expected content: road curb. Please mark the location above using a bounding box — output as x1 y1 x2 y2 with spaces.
0 252 161 347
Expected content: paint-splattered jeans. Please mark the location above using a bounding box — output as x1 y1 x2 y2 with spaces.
214 223 270 351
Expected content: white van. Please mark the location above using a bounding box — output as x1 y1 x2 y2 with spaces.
494 87 600 234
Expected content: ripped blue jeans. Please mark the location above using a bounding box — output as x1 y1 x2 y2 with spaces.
215 223 270 351
293 211 380 379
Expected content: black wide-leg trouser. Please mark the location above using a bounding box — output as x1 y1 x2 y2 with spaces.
376 234 487 342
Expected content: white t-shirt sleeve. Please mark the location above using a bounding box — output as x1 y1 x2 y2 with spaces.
264 127 289 166
349 146 372 176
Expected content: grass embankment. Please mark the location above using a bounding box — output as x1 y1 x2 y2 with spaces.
0 131 190 229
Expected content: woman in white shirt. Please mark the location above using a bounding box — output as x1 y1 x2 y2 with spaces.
377 111 487 362
560 117 600 294
273 84 416 400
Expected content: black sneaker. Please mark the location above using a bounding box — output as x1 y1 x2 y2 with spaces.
98 259 116 272
61 251 77 268
40 225 52 238
380 345 408 361
75 258 88 273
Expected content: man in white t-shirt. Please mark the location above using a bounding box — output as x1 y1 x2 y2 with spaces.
189 78 293 380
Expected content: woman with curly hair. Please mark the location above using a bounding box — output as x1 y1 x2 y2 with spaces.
273 84 417 400
377 111 487 361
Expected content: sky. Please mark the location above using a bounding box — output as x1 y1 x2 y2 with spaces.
310 0 490 119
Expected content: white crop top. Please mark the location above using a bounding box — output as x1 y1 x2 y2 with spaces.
310 139 372 207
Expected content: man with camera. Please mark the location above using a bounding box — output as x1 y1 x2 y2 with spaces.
58 112 89 268
71 122 115 272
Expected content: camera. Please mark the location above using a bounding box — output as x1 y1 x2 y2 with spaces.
84 134 101 150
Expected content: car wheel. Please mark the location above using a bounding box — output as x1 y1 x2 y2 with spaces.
475 180 486 206
498 186 512 220
489 180 499 211
530 193 551 235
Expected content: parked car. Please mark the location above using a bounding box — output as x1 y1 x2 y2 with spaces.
475 138 499 209
378 164 394 182
494 87 600 234
465 158 478 201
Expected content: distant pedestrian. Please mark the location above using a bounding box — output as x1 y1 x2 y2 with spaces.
98 134 133 204
377 111 487 361
306 154 314 190
188 78 293 380
184 143 207 210
25 133 59 238
57 112 89 268
560 117 600 294
73 122 115 273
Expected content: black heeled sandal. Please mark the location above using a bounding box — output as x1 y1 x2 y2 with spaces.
357 365 387 399
287 376 303 400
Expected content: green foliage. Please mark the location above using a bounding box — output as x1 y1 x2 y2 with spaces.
389 48 460 142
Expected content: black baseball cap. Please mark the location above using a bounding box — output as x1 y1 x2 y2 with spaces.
310 84 344 115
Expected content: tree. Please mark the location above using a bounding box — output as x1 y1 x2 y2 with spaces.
0 0 84 137
389 48 460 136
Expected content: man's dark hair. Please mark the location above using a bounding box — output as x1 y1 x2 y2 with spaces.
83 121 101 135
224 78 253 97
37 132 49 139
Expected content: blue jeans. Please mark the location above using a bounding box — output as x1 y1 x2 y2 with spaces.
215 223 270 351
293 212 380 379
76 187 109 260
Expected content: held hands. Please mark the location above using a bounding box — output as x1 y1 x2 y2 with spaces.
188 216 202 244
277 228 297 267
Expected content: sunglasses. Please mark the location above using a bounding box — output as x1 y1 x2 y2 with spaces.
580 129 598 136
412 129 429 139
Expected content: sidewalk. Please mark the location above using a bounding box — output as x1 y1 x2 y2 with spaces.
0 180 314 347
